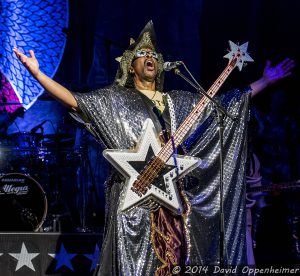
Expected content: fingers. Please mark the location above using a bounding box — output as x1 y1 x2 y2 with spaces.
277 58 295 72
13 47 34 58
13 47 25 60
20 54 28 64
29 50 36 60
265 60 271 69
13 47 21 58
13 47 31 64
284 59 295 71
282 71 292 79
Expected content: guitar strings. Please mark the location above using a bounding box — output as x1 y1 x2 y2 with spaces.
132 62 235 194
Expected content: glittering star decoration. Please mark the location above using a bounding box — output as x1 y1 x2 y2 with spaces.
224 41 254 71
9 242 39 271
84 244 100 271
48 243 77 271
104 118 200 214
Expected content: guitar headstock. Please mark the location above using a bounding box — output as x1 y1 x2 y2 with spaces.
224 41 254 71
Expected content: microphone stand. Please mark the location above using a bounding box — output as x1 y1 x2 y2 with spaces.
172 65 236 268
173 67 236 121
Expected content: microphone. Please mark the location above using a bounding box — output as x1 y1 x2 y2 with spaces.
163 61 183 71
30 120 48 134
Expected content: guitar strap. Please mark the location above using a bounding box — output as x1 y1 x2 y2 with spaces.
150 94 192 275
165 94 177 135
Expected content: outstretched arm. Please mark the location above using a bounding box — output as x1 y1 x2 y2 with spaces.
13 48 78 110
250 58 295 98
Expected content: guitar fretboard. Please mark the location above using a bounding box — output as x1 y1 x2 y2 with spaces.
247 181 300 193
158 59 237 162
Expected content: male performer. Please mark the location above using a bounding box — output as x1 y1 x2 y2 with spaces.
14 21 294 275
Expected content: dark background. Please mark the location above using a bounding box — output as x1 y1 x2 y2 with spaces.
56 0 300 170
2 0 300 266
56 0 300 181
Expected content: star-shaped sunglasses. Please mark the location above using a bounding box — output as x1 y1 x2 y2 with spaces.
135 50 158 60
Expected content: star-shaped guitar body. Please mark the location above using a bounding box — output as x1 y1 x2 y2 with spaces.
103 119 201 215
224 41 253 71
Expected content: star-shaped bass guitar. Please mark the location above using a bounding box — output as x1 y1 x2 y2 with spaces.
104 119 201 215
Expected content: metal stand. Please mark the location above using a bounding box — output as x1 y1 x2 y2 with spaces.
171 65 236 267
76 128 98 232
216 109 226 266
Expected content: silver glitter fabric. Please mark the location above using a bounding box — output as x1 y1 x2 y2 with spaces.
71 85 251 275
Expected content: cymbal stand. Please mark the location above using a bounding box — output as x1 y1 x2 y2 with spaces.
76 128 98 232
49 135 66 232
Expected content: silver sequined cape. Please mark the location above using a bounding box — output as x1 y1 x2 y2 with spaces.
72 84 251 275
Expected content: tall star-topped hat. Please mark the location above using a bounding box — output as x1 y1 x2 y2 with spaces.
114 20 164 91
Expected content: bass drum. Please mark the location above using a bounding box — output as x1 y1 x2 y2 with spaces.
0 173 47 231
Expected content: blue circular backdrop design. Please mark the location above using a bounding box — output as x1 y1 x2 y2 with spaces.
0 0 68 110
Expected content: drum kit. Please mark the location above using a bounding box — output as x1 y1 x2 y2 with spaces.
0 172 47 231
0 101 83 232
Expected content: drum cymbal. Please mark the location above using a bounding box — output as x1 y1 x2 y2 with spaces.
41 133 74 146
42 133 73 140
8 132 44 148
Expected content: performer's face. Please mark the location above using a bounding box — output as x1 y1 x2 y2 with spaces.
130 48 158 83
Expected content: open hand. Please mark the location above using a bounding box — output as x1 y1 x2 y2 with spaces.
262 58 295 86
13 48 40 78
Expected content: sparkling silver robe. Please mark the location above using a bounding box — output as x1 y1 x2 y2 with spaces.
72 84 251 275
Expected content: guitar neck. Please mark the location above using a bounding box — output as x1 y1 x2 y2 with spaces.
132 41 253 196
158 59 236 162
247 181 300 193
